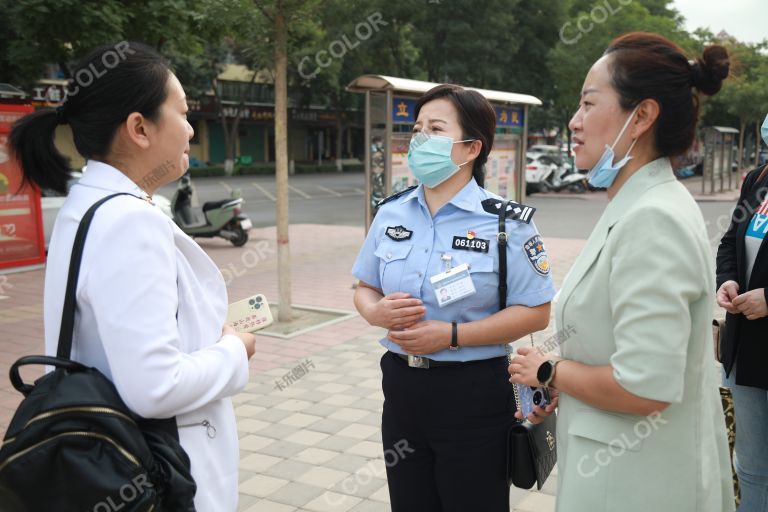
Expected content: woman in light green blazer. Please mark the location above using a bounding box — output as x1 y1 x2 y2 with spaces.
509 33 735 511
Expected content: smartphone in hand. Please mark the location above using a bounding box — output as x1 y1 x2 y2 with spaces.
227 294 273 333
515 383 551 419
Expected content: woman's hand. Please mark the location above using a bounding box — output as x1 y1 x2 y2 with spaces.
716 280 740 314
514 389 559 425
387 320 450 355
508 346 549 387
732 288 768 320
509 347 559 424
364 292 426 330
223 324 256 359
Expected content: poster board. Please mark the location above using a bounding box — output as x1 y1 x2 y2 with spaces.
0 103 46 270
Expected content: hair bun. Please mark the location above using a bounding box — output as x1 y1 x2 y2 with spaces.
692 45 730 95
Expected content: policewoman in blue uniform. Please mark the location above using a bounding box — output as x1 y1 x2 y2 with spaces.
352 84 557 511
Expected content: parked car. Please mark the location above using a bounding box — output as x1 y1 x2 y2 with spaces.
526 153 560 194
41 170 83 248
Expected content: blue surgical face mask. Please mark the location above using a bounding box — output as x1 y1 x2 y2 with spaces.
761 113 768 146
587 106 639 188
408 132 474 188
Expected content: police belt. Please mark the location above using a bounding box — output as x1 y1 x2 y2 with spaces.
394 353 505 369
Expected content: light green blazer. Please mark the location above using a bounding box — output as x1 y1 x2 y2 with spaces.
554 158 734 512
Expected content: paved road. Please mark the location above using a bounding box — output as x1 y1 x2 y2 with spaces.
157 173 369 229
159 173 736 248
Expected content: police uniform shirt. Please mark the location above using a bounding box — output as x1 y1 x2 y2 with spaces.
352 178 556 361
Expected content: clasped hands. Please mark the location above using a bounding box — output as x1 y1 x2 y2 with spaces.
717 281 768 320
366 291 558 424
365 292 449 354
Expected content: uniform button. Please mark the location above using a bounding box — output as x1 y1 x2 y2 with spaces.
424 249 428 253
386 253 392 259
418 272 423 278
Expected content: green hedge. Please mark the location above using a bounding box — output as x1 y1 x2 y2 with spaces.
188 166 226 178
341 163 364 173
188 162 364 177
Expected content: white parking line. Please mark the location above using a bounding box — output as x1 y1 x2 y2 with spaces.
353 187 365 194
219 181 232 193
289 185 312 199
317 185 342 197
252 183 276 201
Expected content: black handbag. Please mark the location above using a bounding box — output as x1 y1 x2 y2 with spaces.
0 193 196 511
497 199 557 490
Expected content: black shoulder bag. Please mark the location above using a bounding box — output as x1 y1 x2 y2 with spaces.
0 193 196 511
497 199 557 490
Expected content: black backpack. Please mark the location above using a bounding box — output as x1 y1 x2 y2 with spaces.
0 193 196 512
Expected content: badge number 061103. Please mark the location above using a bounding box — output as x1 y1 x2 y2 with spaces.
452 236 489 253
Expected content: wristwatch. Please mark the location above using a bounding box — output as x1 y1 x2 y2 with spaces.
449 321 460 351
537 359 563 387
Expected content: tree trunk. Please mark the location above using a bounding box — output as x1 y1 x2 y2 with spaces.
225 116 242 176
221 111 233 175
737 119 746 171
274 2 293 322
335 114 343 172
224 118 236 176
224 158 235 175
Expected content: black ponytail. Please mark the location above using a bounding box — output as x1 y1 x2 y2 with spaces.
9 108 71 194
9 41 170 195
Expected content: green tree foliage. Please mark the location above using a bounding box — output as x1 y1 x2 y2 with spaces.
2 0 767 153
701 36 768 168
0 0 203 86
547 0 688 146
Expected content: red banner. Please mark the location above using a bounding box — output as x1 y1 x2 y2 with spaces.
0 103 46 270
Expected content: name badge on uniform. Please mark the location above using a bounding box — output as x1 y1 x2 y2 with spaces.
430 263 476 307
452 230 490 253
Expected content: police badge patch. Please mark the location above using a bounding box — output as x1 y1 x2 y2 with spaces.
386 225 413 241
523 235 550 276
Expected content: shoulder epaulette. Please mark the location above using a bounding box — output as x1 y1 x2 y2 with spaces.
481 198 536 224
376 185 418 209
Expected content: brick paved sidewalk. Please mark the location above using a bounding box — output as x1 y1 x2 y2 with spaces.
0 224 584 511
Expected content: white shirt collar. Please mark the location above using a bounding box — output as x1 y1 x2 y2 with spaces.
77 160 150 200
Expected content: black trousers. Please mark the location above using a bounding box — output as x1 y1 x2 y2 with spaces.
380 351 516 512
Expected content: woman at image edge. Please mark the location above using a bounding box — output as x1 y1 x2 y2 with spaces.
509 32 735 511
9 43 256 510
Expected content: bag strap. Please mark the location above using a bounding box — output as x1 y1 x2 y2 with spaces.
57 193 138 359
498 200 509 311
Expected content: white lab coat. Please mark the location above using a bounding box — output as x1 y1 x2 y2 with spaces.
44 160 249 511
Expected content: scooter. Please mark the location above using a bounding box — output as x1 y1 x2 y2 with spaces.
548 165 589 193
171 173 252 247
527 159 588 194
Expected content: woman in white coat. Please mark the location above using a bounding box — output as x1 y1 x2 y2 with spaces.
9 42 255 510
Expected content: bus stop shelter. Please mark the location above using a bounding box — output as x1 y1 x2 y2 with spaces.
346 75 541 227
702 126 739 194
